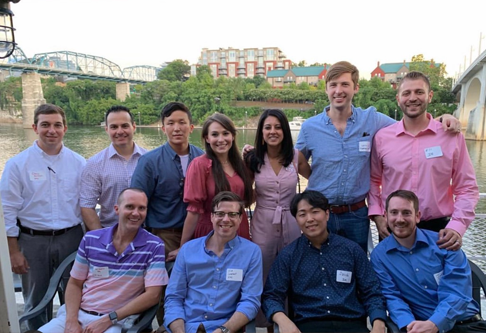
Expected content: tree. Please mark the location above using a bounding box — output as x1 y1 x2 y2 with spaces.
157 59 190 82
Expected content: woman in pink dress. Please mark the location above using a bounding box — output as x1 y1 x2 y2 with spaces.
167 113 253 261
245 109 311 330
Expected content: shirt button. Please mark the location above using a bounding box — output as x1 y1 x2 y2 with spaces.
216 268 219 271
324 283 327 286
410 251 413 254
415 268 419 272
204 315 208 319
424 285 428 289
321 267 325 270
326 296 329 299
213 286 217 289
327 310 330 313
320 252 322 255
209 303 213 306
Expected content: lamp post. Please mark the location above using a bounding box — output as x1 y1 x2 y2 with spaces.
138 112 141 126
394 109 397 120
214 97 221 113
245 110 248 128
0 1 18 59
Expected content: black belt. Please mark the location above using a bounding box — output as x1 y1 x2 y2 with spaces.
329 200 366 214
456 313 483 325
80 308 104 316
19 224 79 236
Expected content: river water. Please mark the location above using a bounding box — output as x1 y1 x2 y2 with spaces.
0 123 484 209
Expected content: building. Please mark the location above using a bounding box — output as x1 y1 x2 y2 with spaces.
197 47 292 79
266 65 329 88
371 60 441 88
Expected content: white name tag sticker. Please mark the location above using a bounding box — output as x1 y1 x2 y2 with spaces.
433 270 443 285
336 270 352 283
359 141 371 152
226 268 243 282
92 267 109 278
424 146 443 159
29 171 46 181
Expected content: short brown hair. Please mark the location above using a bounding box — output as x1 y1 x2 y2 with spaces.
211 191 244 215
398 71 431 92
325 61 359 88
385 190 419 212
34 103 67 126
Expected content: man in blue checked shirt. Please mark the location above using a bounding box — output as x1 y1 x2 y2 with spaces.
371 190 484 333
164 192 262 333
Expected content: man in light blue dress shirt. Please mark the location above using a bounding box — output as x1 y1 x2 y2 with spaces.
164 192 262 333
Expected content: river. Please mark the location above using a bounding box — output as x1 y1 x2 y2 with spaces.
0 123 485 210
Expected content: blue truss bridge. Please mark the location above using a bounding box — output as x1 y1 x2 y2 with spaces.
0 46 160 84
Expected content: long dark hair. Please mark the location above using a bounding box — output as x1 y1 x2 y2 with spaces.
201 113 253 207
245 109 294 173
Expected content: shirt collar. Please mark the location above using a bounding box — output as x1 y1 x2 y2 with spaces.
163 142 179 161
302 231 332 249
384 228 428 253
322 105 357 124
99 223 146 249
203 230 241 254
395 113 437 136
108 143 144 158
33 140 65 157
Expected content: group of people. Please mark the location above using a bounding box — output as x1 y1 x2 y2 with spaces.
0 60 483 333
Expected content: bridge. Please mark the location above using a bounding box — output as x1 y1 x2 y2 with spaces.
452 49 486 140
0 46 160 83
0 46 162 128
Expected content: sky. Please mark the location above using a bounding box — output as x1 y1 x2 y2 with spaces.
10 0 486 80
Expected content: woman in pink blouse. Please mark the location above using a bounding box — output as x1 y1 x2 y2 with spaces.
167 113 253 261
245 109 310 330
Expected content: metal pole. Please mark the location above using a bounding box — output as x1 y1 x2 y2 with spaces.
138 112 141 125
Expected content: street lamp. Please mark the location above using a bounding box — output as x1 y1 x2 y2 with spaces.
245 110 248 128
214 97 221 113
394 109 397 119
138 112 141 125
0 1 18 59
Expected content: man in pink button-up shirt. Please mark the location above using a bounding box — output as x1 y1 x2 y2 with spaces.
369 71 479 251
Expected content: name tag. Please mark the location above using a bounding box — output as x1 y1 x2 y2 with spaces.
336 270 352 283
424 146 443 159
29 171 46 181
433 270 443 285
93 267 109 278
359 141 371 152
226 268 243 282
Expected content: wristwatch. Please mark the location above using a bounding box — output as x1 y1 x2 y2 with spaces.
218 325 230 333
109 311 118 325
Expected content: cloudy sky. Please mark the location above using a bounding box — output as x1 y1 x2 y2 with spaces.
11 0 486 79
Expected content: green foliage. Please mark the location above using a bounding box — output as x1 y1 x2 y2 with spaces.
0 77 22 110
157 60 191 82
4 56 457 126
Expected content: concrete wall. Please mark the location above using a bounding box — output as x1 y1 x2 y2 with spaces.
21 73 46 129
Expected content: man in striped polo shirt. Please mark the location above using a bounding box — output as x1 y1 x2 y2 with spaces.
38 188 169 333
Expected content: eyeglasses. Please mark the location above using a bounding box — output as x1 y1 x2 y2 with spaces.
212 211 241 219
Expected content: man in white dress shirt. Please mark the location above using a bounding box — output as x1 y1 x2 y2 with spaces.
0 103 86 331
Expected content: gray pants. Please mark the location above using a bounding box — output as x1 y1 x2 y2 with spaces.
19 224 83 331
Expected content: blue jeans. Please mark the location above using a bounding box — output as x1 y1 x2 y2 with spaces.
327 206 369 253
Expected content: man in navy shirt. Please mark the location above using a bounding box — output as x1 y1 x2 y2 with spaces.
262 190 386 333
